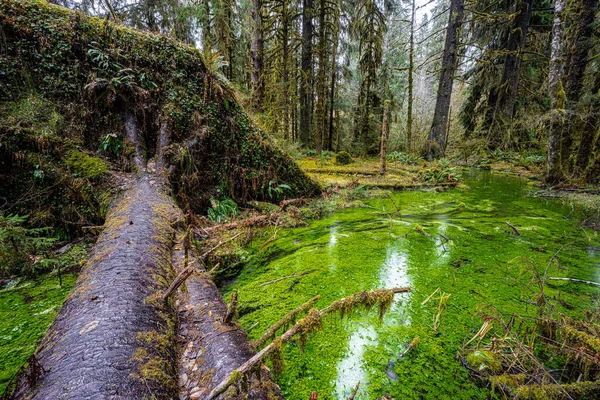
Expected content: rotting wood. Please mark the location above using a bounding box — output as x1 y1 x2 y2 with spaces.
206 287 411 400
280 197 312 209
251 295 320 350
505 221 521 236
258 271 314 287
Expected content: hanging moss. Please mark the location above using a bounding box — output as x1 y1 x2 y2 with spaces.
329 289 394 321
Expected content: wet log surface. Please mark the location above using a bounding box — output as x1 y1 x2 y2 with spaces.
12 174 182 399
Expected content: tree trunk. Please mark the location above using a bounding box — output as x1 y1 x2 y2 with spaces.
425 0 464 160
406 0 415 153
251 0 265 111
299 0 314 145
489 0 534 144
175 235 282 399
380 100 390 175
576 71 600 176
328 59 336 152
11 119 182 398
282 0 290 140
314 0 327 154
546 0 567 185
565 0 599 175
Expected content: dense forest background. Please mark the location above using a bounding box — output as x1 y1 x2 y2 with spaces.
38 0 600 184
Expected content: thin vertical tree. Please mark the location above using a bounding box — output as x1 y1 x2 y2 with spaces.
251 0 265 110
299 0 315 145
406 0 415 153
380 100 390 175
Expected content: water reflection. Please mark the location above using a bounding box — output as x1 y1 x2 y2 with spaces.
334 242 412 398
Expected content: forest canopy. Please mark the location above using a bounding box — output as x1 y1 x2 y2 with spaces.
43 0 600 185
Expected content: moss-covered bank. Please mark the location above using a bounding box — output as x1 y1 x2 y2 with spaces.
0 0 319 210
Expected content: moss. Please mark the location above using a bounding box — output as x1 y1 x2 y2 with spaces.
65 150 108 179
335 152 353 166
0 274 78 395
223 171 600 399
515 380 600 399
466 350 503 374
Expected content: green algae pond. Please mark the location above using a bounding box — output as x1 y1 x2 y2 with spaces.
226 171 600 399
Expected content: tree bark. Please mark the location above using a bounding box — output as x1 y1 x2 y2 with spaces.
299 0 314 145
380 100 390 175
406 0 415 153
546 0 567 185
489 0 534 144
314 0 328 154
566 0 599 175
251 0 265 111
425 0 464 160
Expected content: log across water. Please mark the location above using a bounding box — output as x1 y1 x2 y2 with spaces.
12 174 182 399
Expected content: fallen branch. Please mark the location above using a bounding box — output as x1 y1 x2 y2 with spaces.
505 221 521 236
251 295 320 349
161 266 195 301
198 213 280 235
161 233 241 301
258 271 314 287
547 277 600 287
348 381 360 400
400 336 420 357
205 287 411 400
279 197 311 209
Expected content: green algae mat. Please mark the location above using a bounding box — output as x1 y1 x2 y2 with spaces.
226 171 600 399
0 275 77 394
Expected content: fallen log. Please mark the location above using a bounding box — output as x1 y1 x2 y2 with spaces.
279 197 312 209
10 174 182 399
206 287 412 400
161 232 242 301
174 237 282 400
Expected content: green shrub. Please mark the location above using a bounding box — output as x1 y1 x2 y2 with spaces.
387 151 423 165
65 151 108 179
335 151 353 165
208 197 239 223
98 134 123 156
418 159 461 184
0 214 57 277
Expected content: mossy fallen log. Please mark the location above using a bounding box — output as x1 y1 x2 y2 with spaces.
7 174 182 399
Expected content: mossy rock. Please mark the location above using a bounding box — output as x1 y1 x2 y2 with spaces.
335 151 353 165
65 151 108 179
